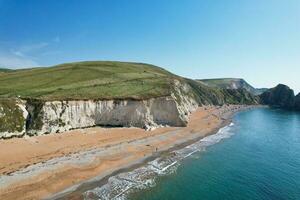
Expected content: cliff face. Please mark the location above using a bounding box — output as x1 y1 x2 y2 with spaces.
260 84 295 109
0 60 261 139
222 89 259 105
184 79 259 106
24 79 259 136
0 80 198 138
26 96 197 136
200 78 267 95
1 76 262 139
294 93 300 111
0 99 28 138
0 78 259 139
259 84 299 110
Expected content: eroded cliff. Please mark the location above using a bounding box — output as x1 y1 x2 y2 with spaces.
26 97 197 136
0 61 259 139
0 99 28 138
0 80 199 138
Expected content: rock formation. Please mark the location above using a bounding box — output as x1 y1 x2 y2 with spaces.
0 78 259 139
294 93 300 111
0 99 28 138
0 80 199 138
200 78 267 95
25 97 197 136
260 84 299 110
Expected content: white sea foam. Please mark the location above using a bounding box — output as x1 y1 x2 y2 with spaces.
83 123 236 200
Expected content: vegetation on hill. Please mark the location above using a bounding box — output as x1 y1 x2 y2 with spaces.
199 78 267 95
0 61 260 134
184 79 258 105
0 68 12 73
0 61 258 106
0 61 177 100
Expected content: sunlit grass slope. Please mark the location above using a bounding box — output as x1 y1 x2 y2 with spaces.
0 61 176 100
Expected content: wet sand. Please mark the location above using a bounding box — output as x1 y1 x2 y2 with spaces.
0 105 253 200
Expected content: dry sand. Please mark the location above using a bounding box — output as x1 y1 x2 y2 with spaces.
0 105 252 200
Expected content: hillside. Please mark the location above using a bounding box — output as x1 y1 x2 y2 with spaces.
184 79 258 105
199 78 267 95
0 68 12 73
0 61 259 138
0 61 176 100
0 61 258 105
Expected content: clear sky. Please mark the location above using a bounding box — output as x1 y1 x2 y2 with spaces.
0 0 299 93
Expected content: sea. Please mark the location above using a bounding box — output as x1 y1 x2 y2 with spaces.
80 107 300 200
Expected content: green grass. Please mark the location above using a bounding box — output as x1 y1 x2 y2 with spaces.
186 78 259 105
0 61 258 106
0 61 175 100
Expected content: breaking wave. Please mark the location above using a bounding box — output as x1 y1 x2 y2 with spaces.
83 123 236 200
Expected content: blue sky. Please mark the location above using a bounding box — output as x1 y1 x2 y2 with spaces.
0 0 299 92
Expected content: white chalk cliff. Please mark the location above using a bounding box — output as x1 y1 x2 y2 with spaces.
1 80 199 138
27 96 196 135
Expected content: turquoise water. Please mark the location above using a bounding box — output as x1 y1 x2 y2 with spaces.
129 108 300 200
83 108 300 200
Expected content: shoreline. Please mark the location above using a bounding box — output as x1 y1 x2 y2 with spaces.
52 117 231 199
0 105 257 200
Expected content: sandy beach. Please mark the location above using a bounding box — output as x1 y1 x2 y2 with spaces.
0 105 252 200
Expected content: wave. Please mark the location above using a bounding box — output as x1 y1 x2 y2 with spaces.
83 123 236 200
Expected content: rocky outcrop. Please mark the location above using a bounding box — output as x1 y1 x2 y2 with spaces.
200 78 267 95
294 93 300 111
26 96 197 136
184 79 260 106
0 99 28 139
24 80 198 136
260 84 297 110
222 89 260 105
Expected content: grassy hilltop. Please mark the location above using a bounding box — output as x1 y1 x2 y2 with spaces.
0 61 177 100
0 61 258 105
